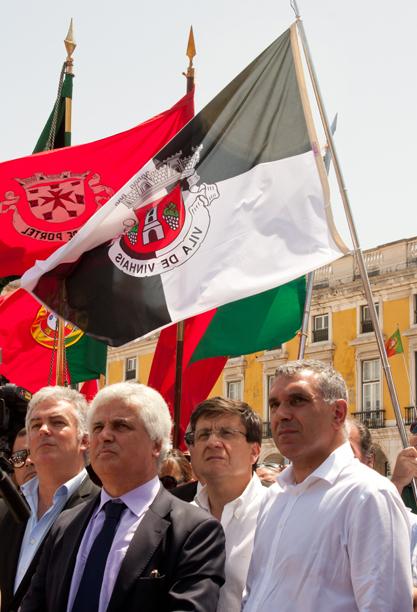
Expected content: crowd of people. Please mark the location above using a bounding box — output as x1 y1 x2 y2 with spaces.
1 359 417 611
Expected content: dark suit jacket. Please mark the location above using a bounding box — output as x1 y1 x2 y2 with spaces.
170 480 198 502
21 485 225 612
0 475 99 612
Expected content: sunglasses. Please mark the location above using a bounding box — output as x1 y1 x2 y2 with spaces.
410 422 417 435
9 448 30 468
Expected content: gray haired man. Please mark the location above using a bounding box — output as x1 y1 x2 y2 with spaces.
0 386 99 612
243 360 412 612
21 382 225 612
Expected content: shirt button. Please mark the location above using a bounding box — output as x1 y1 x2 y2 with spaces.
30 538 36 544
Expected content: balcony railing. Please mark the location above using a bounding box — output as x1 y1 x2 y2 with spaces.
405 406 417 425
352 409 385 429
262 421 272 439
312 328 329 343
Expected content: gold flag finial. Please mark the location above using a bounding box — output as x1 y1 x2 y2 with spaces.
64 18 76 74
186 26 196 63
183 26 196 91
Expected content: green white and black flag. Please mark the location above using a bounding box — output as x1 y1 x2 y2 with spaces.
22 25 348 347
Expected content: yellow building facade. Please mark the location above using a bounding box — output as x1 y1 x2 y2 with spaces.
107 235 417 470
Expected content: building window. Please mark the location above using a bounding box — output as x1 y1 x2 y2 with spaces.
362 359 381 412
360 303 379 334
414 295 417 325
312 314 329 343
125 357 137 381
264 373 276 412
226 380 242 401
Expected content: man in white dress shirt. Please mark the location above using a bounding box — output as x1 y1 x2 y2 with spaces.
242 359 412 612
186 397 267 612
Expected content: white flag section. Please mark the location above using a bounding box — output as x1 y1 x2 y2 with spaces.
162 152 345 322
21 25 349 347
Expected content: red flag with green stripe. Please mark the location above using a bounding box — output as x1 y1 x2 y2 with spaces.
149 277 306 443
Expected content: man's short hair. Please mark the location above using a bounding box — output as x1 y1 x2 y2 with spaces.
89 383 172 462
25 386 88 439
274 359 348 403
189 396 262 445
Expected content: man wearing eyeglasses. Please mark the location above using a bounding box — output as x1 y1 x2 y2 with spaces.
186 397 267 612
242 360 412 612
0 387 99 612
9 429 36 490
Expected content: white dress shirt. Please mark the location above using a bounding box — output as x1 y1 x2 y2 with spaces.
243 443 412 612
194 473 267 612
67 476 160 612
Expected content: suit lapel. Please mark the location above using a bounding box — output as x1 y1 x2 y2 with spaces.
64 475 99 510
54 495 100 610
12 476 99 610
107 488 173 612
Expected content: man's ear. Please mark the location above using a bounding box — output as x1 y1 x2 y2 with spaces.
80 433 89 452
250 442 261 466
333 399 347 429
152 440 163 459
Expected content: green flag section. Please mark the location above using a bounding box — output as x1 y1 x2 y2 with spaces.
190 278 306 362
22 25 348 347
148 278 305 446
385 329 404 357
0 288 106 392
33 71 73 152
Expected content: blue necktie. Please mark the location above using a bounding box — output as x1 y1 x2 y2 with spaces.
71 500 126 612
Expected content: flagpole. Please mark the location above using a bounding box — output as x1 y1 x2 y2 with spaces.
173 27 196 448
63 18 76 146
56 21 76 386
291 4 413 486
298 114 337 359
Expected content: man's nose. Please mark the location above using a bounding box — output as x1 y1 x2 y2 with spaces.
98 425 114 441
206 431 223 446
38 422 50 435
271 401 292 420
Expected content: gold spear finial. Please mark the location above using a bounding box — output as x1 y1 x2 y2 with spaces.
64 18 76 74
183 26 196 86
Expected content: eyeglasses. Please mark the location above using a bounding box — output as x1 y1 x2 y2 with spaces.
185 427 247 446
410 422 417 435
9 449 30 468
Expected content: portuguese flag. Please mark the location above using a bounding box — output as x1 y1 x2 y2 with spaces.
385 329 404 357
149 278 306 440
22 25 347 347
0 288 107 392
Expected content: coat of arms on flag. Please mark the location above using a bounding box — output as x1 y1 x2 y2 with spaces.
0 171 113 243
109 148 220 277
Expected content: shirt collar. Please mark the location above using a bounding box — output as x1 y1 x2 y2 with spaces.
195 473 263 518
97 475 160 518
277 442 355 489
21 468 87 513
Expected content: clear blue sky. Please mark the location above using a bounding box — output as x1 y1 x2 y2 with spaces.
1 0 416 250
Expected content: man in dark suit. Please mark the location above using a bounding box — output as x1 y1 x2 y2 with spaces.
0 386 99 612
21 382 225 612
